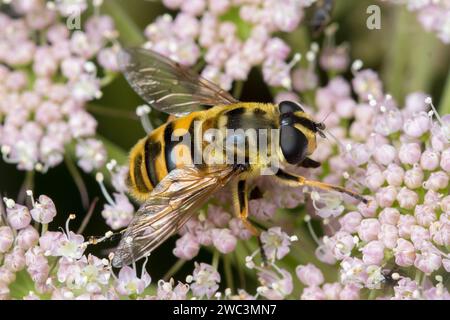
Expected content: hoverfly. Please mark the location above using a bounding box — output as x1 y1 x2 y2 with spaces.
311 0 335 36
112 47 367 267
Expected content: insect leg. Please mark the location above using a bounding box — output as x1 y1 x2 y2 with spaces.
275 170 368 204
232 179 260 236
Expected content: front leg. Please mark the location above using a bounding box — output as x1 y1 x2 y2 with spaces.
275 170 368 204
231 179 260 236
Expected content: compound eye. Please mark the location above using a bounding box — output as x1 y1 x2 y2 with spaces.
279 101 303 114
280 125 308 164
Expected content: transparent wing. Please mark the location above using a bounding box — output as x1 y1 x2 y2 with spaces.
112 165 241 267
119 47 238 116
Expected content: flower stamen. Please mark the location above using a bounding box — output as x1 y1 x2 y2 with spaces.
96 172 116 206
136 105 153 134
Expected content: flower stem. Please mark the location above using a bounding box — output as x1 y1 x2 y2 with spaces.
77 197 99 234
232 81 244 100
234 251 246 289
17 170 34 205
41 224 48 236
383 7 411 103
212 250 220 270
223 254 235 293
64 156 90 210
163 258 186 281
87 104 138 121
439 71 450 114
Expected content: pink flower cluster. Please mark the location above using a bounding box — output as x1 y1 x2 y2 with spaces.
0 193 227 300
0 1 119 173
275 45 450 297
144 0 315 90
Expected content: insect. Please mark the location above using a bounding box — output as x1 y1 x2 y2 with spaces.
311 0 335 36
112 47 367 267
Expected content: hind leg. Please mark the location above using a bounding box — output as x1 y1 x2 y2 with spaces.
231 180 260 236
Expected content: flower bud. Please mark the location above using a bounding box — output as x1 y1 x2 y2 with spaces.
420 149 440 171
397 187 418 209
379 224 398 249
30 195 57 224
423 171 449 191
440 148 450 172
374 144 396 166
414 205 437 227
384 164 404 187
403 112 430 138
173 233 200 260
7 204 31 230
397 215 416 238
211 228 237 254
404 166 424 189
358 218 380 242
414 251 442 274
379 208 400 225
4 248 26 272
394 239 416 267
339 211 362 233
375 186 397 207
399 143 421 165
362 240 385 265
0 226 14 253
296 264 324 287
16 226 39 250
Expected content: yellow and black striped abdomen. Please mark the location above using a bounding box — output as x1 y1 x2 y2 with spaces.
127 112 203 202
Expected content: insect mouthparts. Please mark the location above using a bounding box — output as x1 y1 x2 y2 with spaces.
316 122 326 131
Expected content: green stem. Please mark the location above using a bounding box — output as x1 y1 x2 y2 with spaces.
234 251 246 289
17 170 34 205
163 259 187 281
232 81 244 100
383 7 412 103
223 255 235 293
41 224 48 236
64 155 90 210
407 30 440 94
212 250 220 270
102 0 145 46
439 71 450 114
87 104 138 121
77 197 99 234
100 71 119 87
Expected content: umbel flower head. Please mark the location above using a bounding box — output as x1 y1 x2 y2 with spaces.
291 65 450 298
144 0 314 90
0 0 119 173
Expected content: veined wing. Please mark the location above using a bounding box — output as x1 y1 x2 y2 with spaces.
112 164 243 267
119 47 238 116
